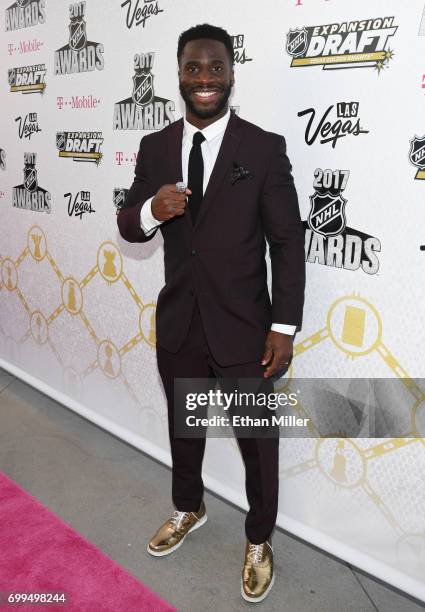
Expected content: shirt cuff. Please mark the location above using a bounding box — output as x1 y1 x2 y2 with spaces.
271 323 296 336
140 196 162 235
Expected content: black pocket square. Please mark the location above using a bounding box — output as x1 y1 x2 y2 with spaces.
231 161 252 185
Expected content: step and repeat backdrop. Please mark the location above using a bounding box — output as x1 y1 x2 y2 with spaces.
1 0 425 601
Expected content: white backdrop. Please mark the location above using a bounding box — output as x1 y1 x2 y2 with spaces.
1 0 425 602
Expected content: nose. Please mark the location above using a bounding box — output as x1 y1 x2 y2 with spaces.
194 66 216 86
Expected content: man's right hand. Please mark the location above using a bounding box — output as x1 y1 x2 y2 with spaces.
151 184 192 222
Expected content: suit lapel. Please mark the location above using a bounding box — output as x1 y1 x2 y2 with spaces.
166 113 244 232
194 111 243 231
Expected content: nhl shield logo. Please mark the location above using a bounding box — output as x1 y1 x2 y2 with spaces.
17 0 30 7
56 132 66 151
409 135 425 169
308 192 347 237
132 71 154 106
286 28 308 58
8 68 16 86
24 167 38 192
69 17 87 51
113 188 127 209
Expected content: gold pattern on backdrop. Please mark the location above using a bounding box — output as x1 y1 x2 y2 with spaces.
271 291 425 550
0 227 157 410
27 225 46 262
62 277 83 315
1 258 18 291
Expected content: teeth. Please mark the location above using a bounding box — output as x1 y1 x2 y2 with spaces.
194 90 216 98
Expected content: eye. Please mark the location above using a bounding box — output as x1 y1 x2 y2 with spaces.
186 64 198 73
212 65 223 72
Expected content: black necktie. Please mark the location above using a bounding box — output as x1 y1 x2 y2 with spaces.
188 131 205 225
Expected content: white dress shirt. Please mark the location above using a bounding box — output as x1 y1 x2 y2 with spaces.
139 108 296 336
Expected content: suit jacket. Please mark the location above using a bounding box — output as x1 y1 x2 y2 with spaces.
117 111 305 366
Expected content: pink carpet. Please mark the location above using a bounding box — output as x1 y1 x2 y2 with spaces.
0 471 176 611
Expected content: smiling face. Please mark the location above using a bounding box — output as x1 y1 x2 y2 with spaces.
178 38 234 128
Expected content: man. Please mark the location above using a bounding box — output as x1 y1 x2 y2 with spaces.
117 24 305 603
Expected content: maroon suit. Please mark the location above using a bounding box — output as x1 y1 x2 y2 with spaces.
117 111 305 543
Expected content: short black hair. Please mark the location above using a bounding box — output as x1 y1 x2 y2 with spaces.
177 24 234 66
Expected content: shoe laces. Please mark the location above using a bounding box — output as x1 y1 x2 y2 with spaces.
247 542 265 565
169 510 191 531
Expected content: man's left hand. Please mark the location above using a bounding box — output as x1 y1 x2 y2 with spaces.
261 330 293 379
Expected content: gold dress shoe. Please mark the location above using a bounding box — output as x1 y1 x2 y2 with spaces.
147 501 207 557
241 539 274 603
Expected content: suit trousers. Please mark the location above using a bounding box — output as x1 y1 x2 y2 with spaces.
156 298 279 544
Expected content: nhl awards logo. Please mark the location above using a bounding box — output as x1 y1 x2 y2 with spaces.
12 152 51 213
308 170 348 237
409 135 425 180
54 1 104 76
8 63 46 94
113 188 129 212
5 0 46 31
113 52 175 130
305 169 380 274
56 131 103 164
286 17 397 73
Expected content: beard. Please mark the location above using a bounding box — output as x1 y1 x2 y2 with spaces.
179 82 233 120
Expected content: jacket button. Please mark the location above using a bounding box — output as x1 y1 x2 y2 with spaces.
191 249 197 256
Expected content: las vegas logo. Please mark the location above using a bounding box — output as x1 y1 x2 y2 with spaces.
286 17 397 73
113 52 175 130
12 152 51 213
56 131 103 164
409 135 425 180
298 102 369 148
54 1 104 76
305 169 381 274
231 34 252 64
8 63 46 94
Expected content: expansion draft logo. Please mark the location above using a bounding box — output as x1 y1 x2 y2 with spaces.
56 131 103 164
54 1 104 76
286 17 397 73
113 52 175 130
298 101 369 148
12 152 51 213
5 0 45 31
409 135 425 180
304 168 381 274
8 63 46 94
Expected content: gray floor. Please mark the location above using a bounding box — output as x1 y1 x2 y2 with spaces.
0 367 424 612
